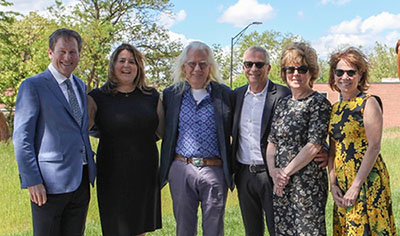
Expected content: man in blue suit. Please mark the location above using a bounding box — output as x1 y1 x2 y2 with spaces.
13 28 96 236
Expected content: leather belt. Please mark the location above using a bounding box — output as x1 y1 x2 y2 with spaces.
175 154 222 167
240 163 266 173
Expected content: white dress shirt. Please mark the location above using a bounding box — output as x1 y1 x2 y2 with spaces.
237 81 269 165
48 63 83 112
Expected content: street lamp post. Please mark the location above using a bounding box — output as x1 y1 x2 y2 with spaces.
229 21 262 88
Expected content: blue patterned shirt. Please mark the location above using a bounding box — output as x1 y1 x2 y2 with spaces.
175 83 221 158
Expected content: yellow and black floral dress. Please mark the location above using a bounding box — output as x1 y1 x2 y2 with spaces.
329 92 396 236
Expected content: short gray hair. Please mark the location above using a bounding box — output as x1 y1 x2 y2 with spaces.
243 46 270 65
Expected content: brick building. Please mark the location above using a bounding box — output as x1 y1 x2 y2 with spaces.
314 82 400 129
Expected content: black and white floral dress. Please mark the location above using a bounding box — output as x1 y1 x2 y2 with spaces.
268 91 331 236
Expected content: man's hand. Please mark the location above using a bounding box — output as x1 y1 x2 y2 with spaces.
28 184 47 206
314 148 328 168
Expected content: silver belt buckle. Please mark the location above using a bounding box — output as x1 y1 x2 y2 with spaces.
191 158 204 167
249 164 257 173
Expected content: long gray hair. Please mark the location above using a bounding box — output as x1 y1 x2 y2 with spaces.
171 41 223 92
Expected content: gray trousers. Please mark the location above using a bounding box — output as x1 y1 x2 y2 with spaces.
168 160 227 236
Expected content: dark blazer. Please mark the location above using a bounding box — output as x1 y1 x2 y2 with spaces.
232 81 291 172
13 69 96 194
160 81 234 189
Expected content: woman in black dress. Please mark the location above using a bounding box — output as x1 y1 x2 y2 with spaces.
88 43 164 236
266 42 331 235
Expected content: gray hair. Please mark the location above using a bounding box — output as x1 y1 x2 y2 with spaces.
171 41 223 91
243 46 270 65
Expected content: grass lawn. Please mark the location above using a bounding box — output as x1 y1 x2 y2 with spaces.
1 127 400 235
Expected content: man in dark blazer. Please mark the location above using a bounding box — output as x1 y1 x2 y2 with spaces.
232 46 290 236
160 41 233 236
13 28 96 236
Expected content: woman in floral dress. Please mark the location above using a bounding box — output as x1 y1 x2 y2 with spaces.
266 42 331 235
328 47 396 235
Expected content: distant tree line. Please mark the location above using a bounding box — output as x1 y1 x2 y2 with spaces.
0 0 398 131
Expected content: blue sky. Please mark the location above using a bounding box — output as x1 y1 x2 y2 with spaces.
2 0 400 58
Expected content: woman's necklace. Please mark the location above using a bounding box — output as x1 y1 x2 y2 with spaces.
117 87 135 97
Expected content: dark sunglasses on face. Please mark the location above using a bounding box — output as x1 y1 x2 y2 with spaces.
284 66 309 74
243 61 266 69
334 69 357 77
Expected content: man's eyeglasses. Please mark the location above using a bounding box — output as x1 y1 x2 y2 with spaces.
284 66 309 74
243 61 266 69
334 69 357 77
186 61 209 70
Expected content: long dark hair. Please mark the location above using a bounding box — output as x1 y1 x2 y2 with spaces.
100 43 151 95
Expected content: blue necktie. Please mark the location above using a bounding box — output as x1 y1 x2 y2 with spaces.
64 79 82 127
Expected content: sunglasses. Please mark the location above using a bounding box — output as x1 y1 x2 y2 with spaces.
186 61 209 70
243 61 266 69
284 66 309 74
334 69 357 77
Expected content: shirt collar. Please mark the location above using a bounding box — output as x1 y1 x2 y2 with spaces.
184 81 212 94
48 63 73 85
245 80 269 97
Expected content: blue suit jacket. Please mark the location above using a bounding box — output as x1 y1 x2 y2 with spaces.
13 69 96 194
159 81 235 190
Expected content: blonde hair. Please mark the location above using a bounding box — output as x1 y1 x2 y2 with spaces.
280 42 319 88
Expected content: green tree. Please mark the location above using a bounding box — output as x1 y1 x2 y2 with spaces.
48 0 179 91
131 23 183 89
0 12 57 129
369 42 397 82
221 30 302 86
318 59 330 84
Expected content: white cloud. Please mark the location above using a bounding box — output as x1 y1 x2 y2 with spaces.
329 16 362 34
297 11 304 19
159 10 187 28
361 12 400 33
0 0 77 15
313 12 400 58
167 31 201 47
218 0 275 27
167 31 188 44
320 0 352 6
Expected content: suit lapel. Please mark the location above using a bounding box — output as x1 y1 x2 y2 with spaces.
233 85 247 137
170 86 183 142
211 82 227 159
260 81 277 140
43 69 82 127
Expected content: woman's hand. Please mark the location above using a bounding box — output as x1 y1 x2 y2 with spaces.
274 184 285 197
330 184 345 208
271 168 289 186
270 168 290 197
342 185 361 208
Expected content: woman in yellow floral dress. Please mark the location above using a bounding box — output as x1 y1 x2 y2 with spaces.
328 47 396 235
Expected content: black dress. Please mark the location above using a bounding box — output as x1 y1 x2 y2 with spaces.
89 88 161 236
268 92 331 236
